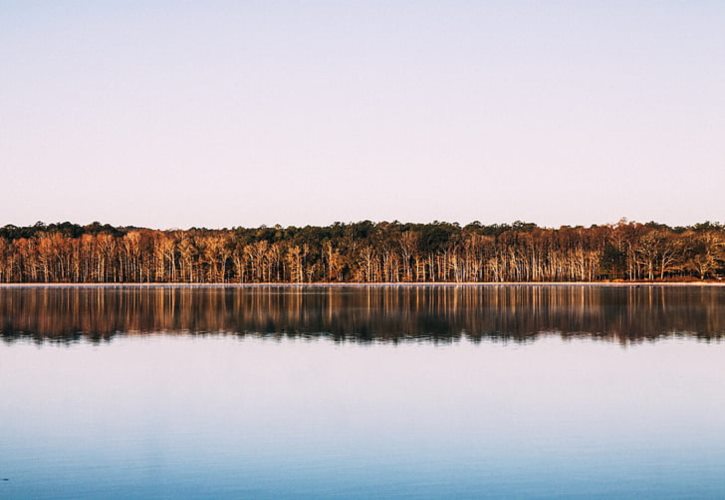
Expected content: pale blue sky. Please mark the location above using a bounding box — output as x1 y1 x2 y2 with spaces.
1 1 723 229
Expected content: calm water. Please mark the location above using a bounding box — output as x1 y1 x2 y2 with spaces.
1 285 724 499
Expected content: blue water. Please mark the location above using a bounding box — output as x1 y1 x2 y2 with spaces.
1 286 724 498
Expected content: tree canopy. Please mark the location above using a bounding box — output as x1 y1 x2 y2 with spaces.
0 220 722 283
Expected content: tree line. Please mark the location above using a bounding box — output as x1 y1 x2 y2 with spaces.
0 220 722 283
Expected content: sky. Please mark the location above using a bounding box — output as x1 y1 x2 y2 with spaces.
1 1 723 229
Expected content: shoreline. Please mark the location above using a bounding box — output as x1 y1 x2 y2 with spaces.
0 282 722 288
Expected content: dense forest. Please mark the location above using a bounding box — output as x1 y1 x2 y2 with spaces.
0 220 722 283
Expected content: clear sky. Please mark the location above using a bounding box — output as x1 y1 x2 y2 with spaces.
1 1 723 229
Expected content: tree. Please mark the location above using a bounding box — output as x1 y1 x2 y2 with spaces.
0 220 721 283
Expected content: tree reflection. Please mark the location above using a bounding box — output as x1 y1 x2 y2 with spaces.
0 285 722 345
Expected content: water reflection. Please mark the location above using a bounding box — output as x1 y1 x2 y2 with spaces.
0 285 722 344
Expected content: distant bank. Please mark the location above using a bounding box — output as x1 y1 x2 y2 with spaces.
1 220 723 283
0 282 723 288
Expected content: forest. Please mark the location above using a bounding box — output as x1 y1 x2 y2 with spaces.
0 220 722 283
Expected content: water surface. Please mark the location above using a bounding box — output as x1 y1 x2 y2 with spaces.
1 285 724 498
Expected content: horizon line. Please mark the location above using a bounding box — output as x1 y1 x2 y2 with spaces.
3 218 723 233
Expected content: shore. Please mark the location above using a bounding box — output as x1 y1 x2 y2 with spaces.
0 282 723 288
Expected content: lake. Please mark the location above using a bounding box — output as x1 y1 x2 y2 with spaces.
1 285 724 498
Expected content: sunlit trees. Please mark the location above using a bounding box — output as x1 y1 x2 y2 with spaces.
0 220 722 283
686 230 724 280
635 230 684 280
323 242 343 282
